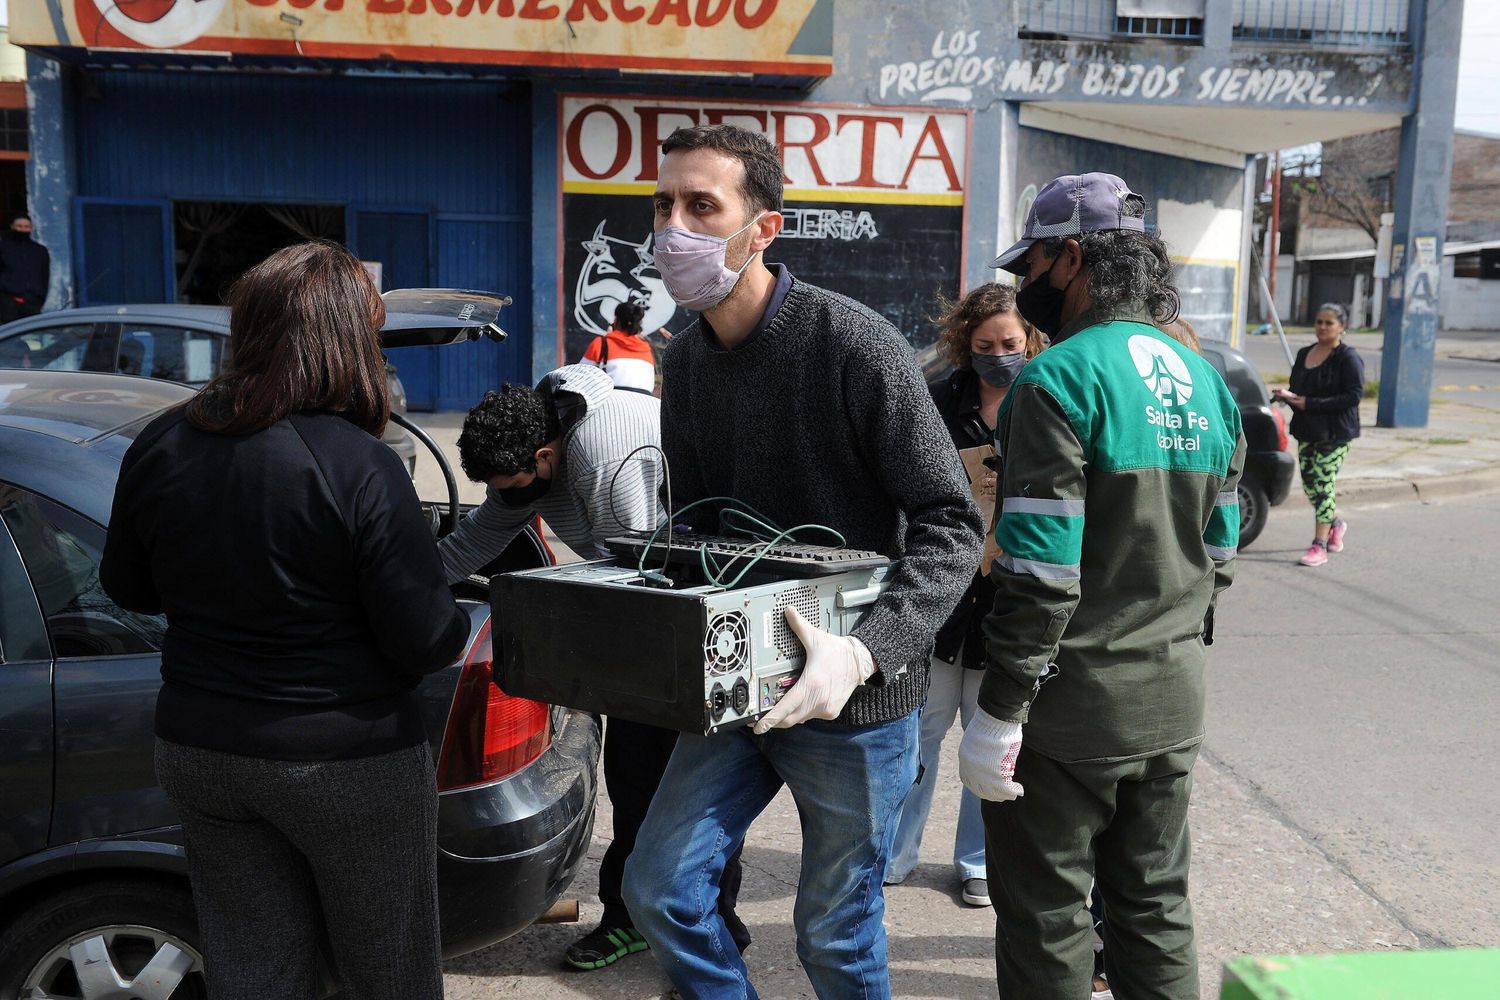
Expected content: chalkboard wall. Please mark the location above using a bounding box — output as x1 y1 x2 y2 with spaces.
561 193 964 364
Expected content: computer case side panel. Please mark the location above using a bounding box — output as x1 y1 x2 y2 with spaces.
492 572 711 732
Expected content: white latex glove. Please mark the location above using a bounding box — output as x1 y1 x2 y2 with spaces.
753 606 876 733
958 708 1025 802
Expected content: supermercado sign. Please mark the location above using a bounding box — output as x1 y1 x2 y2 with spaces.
14 0 831 76
557 95 970 365
561 96 969 205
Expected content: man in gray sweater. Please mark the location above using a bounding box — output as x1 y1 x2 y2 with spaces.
620 124 983 1000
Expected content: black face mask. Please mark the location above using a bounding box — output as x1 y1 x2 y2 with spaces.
970 351 1027 389
1015 260 1069 337
496 473 552 508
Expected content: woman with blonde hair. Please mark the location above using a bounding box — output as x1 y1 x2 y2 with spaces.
885 282 1044 907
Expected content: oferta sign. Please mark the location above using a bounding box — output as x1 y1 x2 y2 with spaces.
13 0 833 76
556 94 971 364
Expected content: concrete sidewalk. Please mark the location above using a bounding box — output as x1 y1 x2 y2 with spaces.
408 388 1500 518
1323 398 1500 505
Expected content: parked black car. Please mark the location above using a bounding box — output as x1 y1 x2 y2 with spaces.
1198 340 1295 548
0 370 599 999
0 304 418 475
915 337 1293 548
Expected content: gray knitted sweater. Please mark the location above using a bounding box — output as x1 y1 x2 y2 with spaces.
660 276 984 725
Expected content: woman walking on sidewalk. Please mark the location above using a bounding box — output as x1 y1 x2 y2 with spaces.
1273 302 1365 567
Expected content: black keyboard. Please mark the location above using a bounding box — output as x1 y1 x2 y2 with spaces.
606 533 890 577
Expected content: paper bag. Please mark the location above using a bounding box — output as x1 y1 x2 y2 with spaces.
958 445 1002 574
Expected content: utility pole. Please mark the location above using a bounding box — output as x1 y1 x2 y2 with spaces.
1268 150 1281 304
1377 0 1464 428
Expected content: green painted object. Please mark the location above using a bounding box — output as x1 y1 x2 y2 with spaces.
1221 950 1500 1000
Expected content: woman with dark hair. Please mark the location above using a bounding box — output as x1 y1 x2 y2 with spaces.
101 242 469 1000
885 281 1044 908
1273 301 1365 567
582 299 658 393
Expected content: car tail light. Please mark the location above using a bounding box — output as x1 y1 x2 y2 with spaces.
1272 406 1289 452
532 515 558 565
436 619 552 792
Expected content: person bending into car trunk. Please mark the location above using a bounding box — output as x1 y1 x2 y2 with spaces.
437 366 752 971
101 241 469 1000
620 124 982 1000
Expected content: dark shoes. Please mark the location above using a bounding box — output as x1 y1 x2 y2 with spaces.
563 924 650 971
961 877 992 907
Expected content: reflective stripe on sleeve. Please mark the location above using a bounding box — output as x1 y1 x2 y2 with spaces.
1002 496 1086 517
995 553 1082 581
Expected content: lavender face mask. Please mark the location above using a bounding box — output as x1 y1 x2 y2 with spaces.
652 213 765 311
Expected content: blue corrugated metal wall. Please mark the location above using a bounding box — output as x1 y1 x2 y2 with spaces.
74 71 531 410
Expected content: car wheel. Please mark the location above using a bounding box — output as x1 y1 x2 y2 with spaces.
1237 477 1270 550
0 879 206 1000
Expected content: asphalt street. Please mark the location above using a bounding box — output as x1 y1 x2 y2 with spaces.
439 487 1500 999
1239 329 1500 411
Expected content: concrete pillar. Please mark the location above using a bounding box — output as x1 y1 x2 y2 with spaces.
988 101 1021 291
1377 0 1464 428
24 53 76 311
1202 0 1234 53
529 80 561 383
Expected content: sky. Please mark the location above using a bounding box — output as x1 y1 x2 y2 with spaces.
1456 1 1500 134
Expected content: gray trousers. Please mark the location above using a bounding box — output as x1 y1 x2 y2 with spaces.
155 738 443 1000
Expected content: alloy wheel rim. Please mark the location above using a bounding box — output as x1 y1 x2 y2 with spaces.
21 924 205 1000
1238 482 1260 523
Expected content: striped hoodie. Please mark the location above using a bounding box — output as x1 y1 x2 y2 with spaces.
438 364 664 583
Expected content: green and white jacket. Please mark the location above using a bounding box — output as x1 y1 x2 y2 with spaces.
979 305 1247 764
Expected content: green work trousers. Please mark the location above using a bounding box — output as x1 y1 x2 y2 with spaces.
982 743 1200 1000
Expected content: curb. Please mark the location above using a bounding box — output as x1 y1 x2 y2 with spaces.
1339 465 1500 507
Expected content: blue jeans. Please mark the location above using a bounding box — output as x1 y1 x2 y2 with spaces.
887 655 986 884
621 713 919 1000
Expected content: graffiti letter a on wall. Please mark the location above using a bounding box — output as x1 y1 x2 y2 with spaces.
574 220 679 337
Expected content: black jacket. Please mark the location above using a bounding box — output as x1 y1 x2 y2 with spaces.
101 406 470 761
1289 342 1365 444
928 365 995 670
0 234 50 303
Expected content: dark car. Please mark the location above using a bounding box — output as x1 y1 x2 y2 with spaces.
0 371 600 999
914 337 1293 548
0 305 418 475
1198 341 1295 548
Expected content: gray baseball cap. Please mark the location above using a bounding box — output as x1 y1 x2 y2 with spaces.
992 172 1147 275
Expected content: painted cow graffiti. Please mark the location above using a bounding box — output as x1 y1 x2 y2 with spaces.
573 221 678 338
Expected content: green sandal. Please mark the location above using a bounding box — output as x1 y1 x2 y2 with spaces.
563 924 650 970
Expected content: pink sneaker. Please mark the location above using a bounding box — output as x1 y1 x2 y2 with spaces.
1327 518 1348 553
1299 541 1329 567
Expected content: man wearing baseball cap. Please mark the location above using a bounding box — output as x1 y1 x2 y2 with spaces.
959 173 1247 1000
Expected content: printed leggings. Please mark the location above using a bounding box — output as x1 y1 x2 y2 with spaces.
1298 440 1350 524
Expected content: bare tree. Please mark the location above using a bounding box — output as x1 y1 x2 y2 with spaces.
1289 129 1400 245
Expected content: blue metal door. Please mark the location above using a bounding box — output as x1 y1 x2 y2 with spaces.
351 207 438 409
433 216 529 410
74 198 174 306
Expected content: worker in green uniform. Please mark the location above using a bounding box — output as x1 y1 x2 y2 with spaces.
958 172 1247 1000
